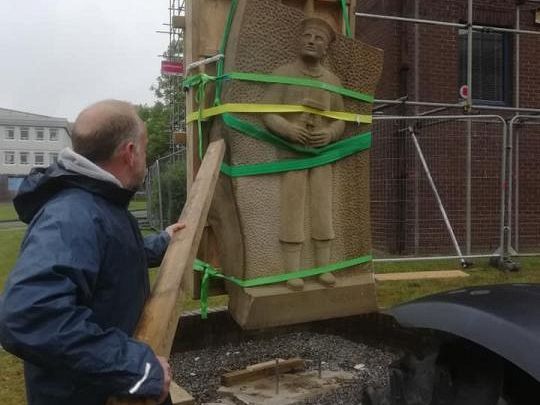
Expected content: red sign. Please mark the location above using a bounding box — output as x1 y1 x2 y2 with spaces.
459 85 469 99
161 60 184 76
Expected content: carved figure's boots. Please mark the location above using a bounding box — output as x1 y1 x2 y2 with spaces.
315 240 335 286
282 242 304 291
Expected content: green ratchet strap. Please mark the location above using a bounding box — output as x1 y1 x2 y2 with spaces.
222 112 366 155
184 72 374 104
193 254 372 318
220 114 372 176
214 0 238 104
340 0 352 38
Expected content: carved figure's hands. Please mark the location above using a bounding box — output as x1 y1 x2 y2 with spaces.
283 124 310 145
309 128 333 147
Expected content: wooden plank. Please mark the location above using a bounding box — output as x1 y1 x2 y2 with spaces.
375 270 469 282
221 358 305 387
107 139 225 405
170 381 195 405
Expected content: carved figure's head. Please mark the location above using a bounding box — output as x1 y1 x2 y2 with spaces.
299 17 335 62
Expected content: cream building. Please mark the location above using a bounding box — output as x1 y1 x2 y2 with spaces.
0 108 71 199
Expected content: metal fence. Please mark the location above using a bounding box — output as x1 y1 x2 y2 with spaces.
370 115 507 265
509 116 540 256
145 148 187 230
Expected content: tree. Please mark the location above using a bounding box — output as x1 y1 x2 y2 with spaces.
139 36 186 163
138 102 170 164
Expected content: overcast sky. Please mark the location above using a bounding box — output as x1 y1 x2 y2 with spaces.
0 1 170 121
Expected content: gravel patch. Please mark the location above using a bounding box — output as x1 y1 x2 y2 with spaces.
170 330 401 404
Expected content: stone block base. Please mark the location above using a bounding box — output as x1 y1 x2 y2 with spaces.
228 273 377 329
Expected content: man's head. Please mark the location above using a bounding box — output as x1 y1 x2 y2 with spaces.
72 100 147 190
299 17 335 62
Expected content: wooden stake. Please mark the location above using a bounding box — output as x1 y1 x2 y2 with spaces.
107 139 225 405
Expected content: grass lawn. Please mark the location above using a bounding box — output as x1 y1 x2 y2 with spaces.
0 203 17 222
0 199 145 223
1 224 540 402
128 199 147 211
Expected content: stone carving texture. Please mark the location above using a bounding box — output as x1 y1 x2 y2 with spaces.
216 0 383 280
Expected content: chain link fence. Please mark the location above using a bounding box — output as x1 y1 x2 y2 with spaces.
145 148 187 230
509 116 540 255
371 115 506 264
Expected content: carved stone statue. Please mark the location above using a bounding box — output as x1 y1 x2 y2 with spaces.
262 17 345 290
201 0 383 328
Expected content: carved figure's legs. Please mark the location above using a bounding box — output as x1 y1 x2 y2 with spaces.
310 165 335 286
282 242 304 290
314 239 335 286
279 169 307 243
280 170 307 290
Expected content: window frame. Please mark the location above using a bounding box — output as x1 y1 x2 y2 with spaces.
4 151 15 165
458 28 513 106
49 152 59 164
5 127 15 140
49 128 58 141
20 127 30 141
34 152 45 166
19 151 29 165
36 128 44 141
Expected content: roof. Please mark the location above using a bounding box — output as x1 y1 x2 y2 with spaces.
0 107 70 130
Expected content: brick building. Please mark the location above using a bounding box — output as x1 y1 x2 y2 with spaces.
355 1 540 256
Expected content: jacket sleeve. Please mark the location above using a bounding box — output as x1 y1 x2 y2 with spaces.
143 231 171 268
0 203 164 398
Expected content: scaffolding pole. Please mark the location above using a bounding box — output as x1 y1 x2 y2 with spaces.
355 12 540 36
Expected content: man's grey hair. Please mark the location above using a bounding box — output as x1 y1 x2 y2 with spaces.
71 99 144 163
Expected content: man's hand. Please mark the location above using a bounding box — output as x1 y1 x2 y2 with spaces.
165 221 186 238
284 123 310 145
309 128 333 147
157 356 171 404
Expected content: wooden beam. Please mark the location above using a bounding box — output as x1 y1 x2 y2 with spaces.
221 358 306 387
107 139 225 405
170 381 195 405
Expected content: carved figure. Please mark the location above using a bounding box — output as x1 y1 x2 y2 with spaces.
263 16 345 291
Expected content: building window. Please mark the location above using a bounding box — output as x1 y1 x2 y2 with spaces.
20 127 29 140
34 152 44 166
36 128 44 141
20 152 29 165
5 127 15 140
459 29 511 105
4 151 15 165
49 128 58 141
49 152 58 164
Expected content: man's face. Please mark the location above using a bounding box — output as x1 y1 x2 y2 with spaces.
300 26 330 61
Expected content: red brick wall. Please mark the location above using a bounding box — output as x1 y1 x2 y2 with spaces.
356 0 540 255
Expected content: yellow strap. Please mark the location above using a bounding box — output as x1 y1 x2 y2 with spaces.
186 103 372 124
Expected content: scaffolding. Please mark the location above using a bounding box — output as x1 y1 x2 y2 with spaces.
157 0 186 152
357 0 540 115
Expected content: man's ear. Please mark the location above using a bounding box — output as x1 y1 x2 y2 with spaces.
120 141 137 166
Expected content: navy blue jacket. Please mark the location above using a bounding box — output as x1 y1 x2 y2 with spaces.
0 164 170 404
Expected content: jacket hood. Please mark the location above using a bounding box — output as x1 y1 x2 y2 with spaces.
14 149 135 224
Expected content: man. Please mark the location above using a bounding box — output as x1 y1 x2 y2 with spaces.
0 100 183 404
263 17 345 291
